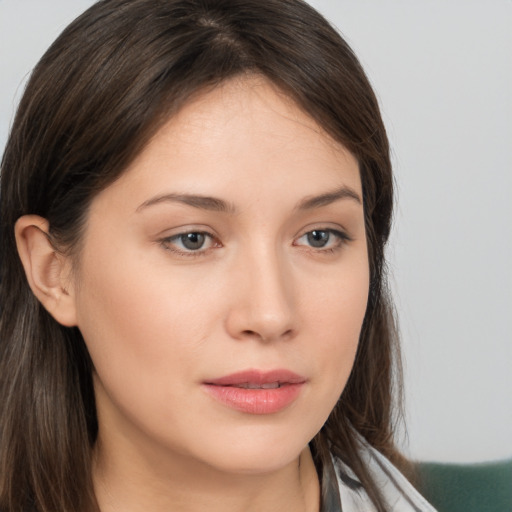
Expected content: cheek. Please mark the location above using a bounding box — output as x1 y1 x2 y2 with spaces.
306 254 369 346
73 235 230 406
297 255 369 417
73 247 219 449
74 244 172 381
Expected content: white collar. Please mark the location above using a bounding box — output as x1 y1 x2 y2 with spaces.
321 443 437 512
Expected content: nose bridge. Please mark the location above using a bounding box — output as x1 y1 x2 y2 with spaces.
228 238 295 342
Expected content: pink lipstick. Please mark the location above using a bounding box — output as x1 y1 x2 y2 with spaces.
203 369 306 414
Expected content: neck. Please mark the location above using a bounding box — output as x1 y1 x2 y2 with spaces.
93 439 320 512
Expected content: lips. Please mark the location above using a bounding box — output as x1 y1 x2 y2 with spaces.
202 369 306 414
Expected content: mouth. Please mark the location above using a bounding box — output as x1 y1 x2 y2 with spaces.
229 382 283 389
204 368 306 387
202 369 306 414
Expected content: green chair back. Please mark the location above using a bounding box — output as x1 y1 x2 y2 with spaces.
417 459 512 512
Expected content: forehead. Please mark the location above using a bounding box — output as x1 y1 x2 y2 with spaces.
93 76 361 212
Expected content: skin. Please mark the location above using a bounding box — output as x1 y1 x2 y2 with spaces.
16 77 369 512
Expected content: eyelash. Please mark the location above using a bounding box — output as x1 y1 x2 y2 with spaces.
159 228 351 258
159 231 220 258
293 228 351 253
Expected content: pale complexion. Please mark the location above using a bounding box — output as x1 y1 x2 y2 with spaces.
15 77 369 512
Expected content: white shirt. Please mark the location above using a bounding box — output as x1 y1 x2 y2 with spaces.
321 444 437 512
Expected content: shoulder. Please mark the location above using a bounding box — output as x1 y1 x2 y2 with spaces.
326 444 437 512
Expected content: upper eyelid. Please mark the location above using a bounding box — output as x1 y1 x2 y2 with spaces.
167 230 214 239
163 230 218 245
294 226 352 241
157 225 220 241
156 223 217 235
294 228 349 243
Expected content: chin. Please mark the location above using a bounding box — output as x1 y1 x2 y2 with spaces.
206 449 304 476
187 425 315 476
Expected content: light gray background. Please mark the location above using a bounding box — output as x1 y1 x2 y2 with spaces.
1 0 511 463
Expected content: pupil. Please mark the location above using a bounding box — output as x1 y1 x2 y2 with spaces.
182 233 205 250
307 230 329 248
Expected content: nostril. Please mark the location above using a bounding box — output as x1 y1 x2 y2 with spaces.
240 328 294 342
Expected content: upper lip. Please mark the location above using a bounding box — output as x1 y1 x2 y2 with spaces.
204 369 306 386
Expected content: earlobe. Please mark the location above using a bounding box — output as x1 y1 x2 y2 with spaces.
14 215 78 327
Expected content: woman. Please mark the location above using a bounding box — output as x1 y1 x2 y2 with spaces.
0 0 436 511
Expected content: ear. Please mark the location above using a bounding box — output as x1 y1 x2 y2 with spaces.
15 215 77 327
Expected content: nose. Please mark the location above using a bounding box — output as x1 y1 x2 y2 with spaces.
225 247 296 343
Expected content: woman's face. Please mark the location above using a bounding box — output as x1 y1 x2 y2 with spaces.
71 77 369 476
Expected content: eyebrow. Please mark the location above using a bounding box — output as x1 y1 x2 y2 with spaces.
136 193 237 214
296 186 362 210
136 185 362 214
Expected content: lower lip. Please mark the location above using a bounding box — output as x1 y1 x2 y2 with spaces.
202 383 304 414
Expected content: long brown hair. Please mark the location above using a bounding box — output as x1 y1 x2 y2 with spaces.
0 1 403 510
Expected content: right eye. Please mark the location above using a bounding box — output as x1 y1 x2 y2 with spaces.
159 231 220 255
294 228 350 252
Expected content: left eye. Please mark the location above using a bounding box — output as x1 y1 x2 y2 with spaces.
161 231 217 252
295 229 347 249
